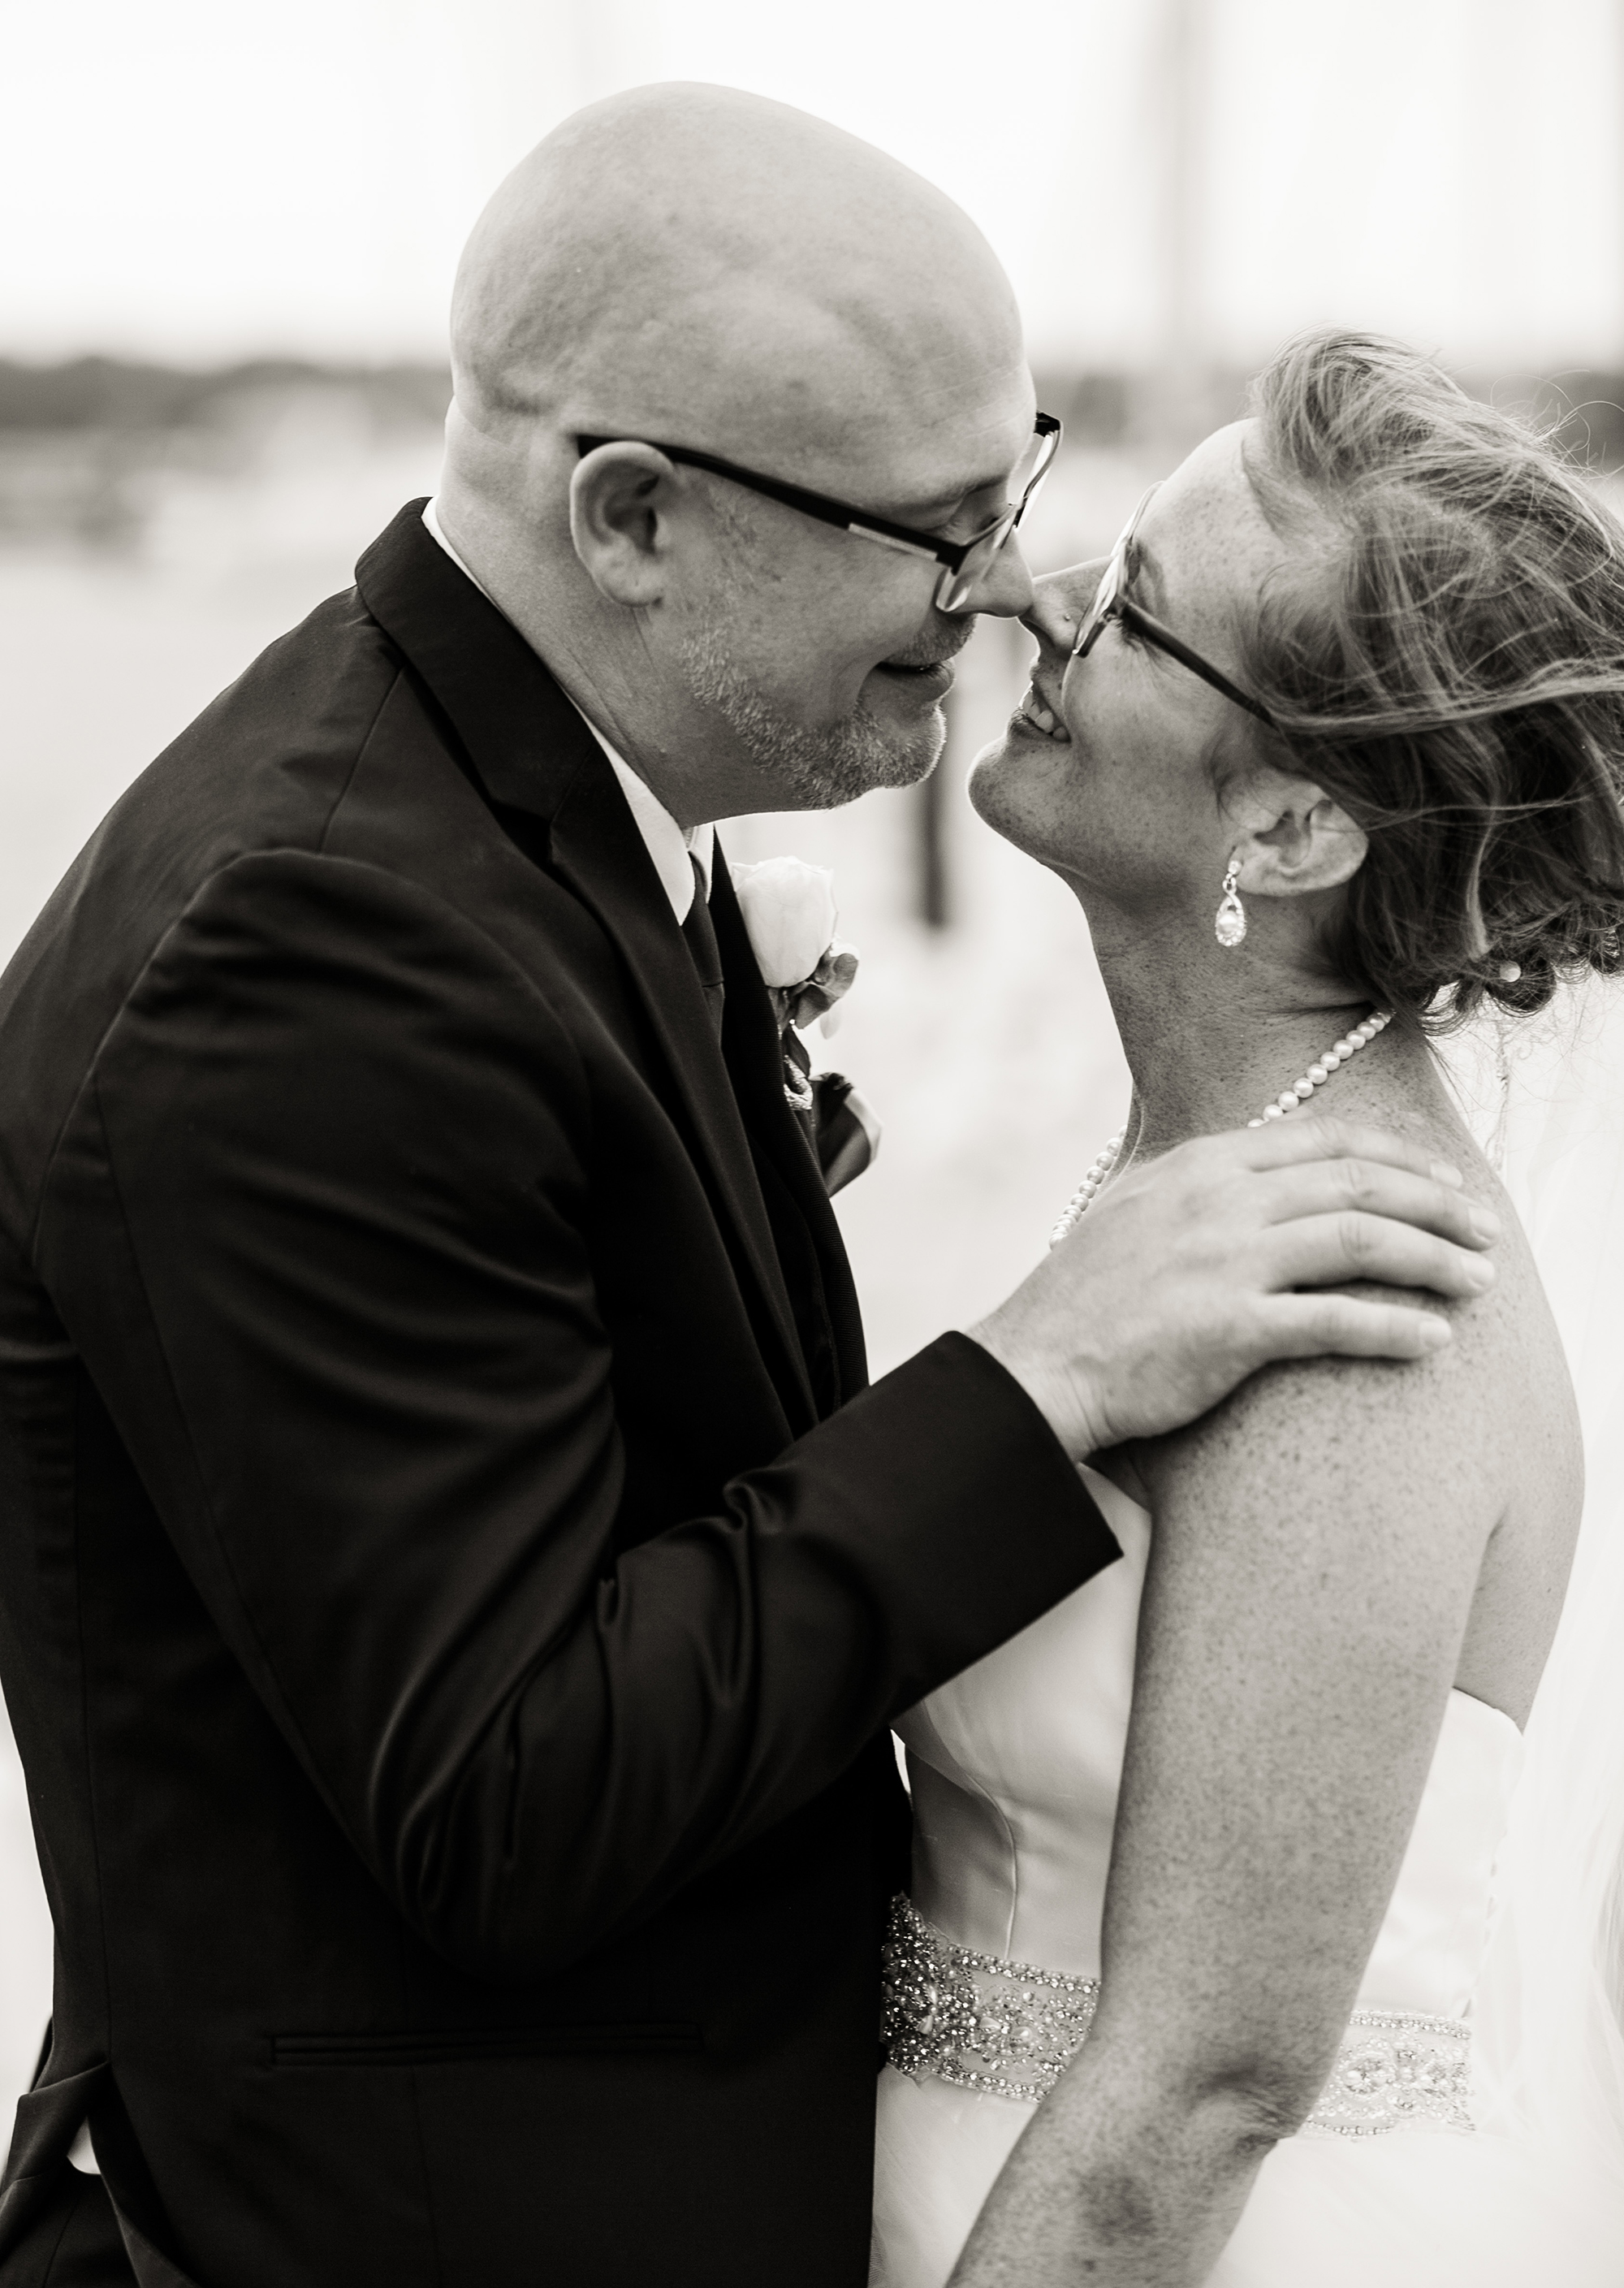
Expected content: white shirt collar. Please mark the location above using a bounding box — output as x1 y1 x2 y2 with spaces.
420 498 713 923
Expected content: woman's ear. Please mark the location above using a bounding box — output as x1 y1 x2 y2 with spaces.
1229 774 1368 897
568 443 682 608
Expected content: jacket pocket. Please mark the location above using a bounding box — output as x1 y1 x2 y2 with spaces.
271 2022 704 2069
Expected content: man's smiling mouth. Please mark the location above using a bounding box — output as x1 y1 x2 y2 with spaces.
873 654 957 698
876 622 974 684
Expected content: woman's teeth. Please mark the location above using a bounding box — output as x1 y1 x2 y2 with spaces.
1016 688 1070 742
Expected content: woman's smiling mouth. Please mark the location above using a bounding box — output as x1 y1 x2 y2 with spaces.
1011 682 1072 742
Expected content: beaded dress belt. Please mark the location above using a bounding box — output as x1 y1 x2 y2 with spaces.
880 1896 1473 2136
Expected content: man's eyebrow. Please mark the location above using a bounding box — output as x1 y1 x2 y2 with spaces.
889 466 1013 531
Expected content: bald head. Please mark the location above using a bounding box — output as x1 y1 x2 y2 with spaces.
447 82 1026 505
434 87 1039 828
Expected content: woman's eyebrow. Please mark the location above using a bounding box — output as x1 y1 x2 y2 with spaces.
1130 536 1168 610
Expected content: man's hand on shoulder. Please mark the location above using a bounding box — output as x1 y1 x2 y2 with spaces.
967 1118 1500 1462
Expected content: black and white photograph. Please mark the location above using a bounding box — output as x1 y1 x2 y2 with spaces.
2 2 1623 2282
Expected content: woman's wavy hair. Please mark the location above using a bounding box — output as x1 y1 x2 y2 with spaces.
1240 330 1624 1023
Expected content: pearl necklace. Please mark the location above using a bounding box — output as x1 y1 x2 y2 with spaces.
1048 1010 1393 1248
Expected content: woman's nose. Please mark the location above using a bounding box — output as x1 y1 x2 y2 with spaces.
1022 561 1102 655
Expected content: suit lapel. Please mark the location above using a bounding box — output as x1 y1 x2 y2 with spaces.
355 502 818 1431
547 771 816 1425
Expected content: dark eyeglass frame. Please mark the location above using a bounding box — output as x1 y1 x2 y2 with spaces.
1071 482 1276 728
576 414 1062 614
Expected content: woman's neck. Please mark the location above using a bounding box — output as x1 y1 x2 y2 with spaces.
1095 934 1408 1162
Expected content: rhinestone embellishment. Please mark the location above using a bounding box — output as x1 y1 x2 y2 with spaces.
879 1896 1099 2102
1298 2006 1473 2138
881 1898 1474 2134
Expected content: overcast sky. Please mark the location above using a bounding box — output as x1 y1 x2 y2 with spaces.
6 0 1622 373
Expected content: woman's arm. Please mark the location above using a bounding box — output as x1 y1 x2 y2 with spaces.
949 1290 1512 2287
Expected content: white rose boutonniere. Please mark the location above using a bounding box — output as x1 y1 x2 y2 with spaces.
728 858 878 1189
729 857 860 1038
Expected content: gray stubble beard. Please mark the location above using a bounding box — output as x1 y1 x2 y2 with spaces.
677 623 944 811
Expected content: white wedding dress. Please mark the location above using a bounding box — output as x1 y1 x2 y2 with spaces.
870 983 1624 2287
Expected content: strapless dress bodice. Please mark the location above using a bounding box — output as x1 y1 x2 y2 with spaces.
873 1457 1624 2286
893 1467 1524 2029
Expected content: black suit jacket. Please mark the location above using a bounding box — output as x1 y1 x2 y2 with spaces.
0 505 1118 2286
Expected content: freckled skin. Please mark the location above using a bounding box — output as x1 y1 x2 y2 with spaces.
948 425 1583 2288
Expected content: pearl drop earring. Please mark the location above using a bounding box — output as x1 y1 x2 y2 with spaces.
1215 851 1246 949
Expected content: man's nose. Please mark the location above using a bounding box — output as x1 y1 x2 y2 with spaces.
953 532 1034 621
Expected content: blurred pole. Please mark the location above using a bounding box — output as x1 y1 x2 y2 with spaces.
1164 0 1198 359
916 694 953 929
1150 0 1209 444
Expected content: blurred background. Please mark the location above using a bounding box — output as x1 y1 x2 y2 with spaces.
4 0 1624 2133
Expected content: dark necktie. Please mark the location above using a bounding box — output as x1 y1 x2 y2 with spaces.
680 853 725 1043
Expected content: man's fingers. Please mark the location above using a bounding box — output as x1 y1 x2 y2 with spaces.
1255 1160 1499 1251
1259 1291 1454 1360
1265 1211 1497 1302
1233 1114 1466 1190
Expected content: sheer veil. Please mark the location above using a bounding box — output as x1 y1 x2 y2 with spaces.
1435 979 1624 2182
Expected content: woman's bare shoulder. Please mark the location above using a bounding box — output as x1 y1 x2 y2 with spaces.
1154 1061 1567 1451
1131 1083 1581 1719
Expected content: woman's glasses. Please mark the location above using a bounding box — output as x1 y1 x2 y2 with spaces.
1072 483 1276 728
577 416 1062 615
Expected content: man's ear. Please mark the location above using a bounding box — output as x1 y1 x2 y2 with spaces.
1229 772 1368 897
568 443 684 608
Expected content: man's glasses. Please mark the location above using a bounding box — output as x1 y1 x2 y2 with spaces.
1072 482 1276 727
576 415 1062 614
